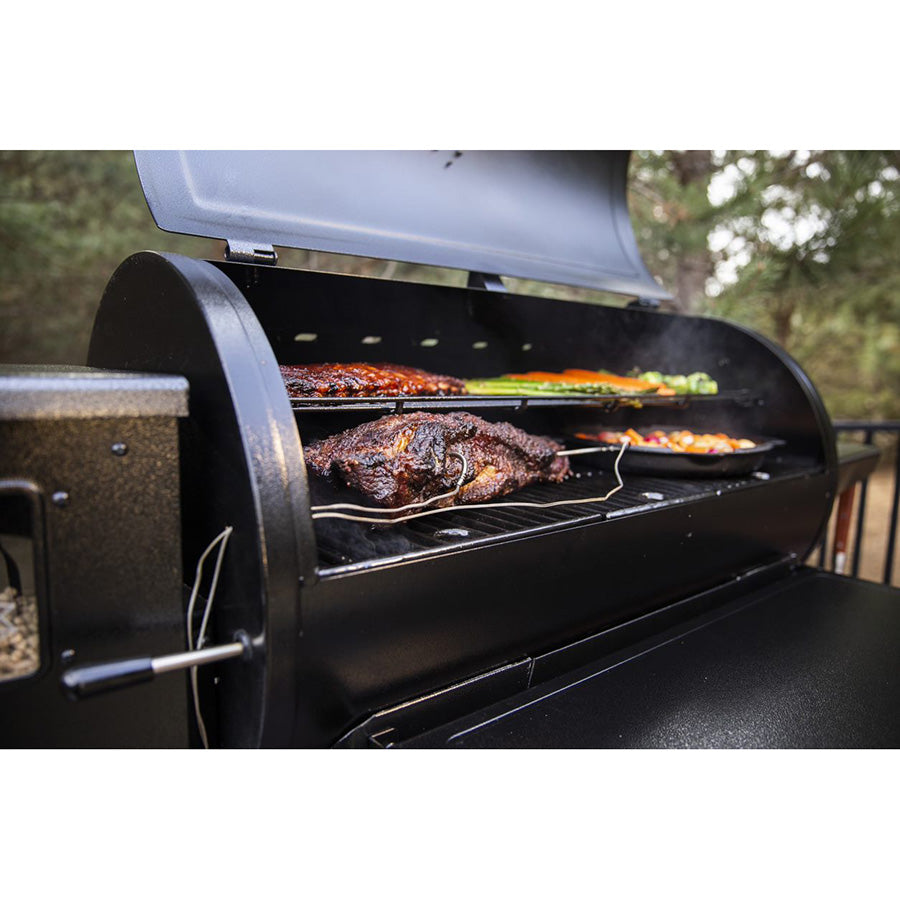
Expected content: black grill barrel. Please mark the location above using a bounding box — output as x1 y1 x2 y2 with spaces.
86 249 836 747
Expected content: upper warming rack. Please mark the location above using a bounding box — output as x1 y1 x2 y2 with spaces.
288 390 754 414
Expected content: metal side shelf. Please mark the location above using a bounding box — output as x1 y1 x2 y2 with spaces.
398 567 900 748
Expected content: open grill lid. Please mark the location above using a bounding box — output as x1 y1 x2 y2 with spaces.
133 150 671 299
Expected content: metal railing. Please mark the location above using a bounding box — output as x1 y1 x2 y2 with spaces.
816 421 900 585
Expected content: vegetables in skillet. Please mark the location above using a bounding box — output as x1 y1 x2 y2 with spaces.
578 429 757 454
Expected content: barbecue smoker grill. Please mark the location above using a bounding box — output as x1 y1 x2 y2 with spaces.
3 150 899 748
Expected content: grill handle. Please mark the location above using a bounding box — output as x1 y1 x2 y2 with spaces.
61 632 252 700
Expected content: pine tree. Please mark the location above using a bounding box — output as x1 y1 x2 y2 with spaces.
628 150 718 314
701 150 900 418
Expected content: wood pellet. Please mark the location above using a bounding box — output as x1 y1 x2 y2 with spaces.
0 586 40 681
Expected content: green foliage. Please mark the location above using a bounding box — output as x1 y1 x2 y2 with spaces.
693 151 900 419
1 150 898 422
628 150 720 311
0 151 209 364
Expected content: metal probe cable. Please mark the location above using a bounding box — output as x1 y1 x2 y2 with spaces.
310 440 630 525
185 525 233 749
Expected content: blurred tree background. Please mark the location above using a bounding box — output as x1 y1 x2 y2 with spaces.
630 150 900 419
1 149 898 420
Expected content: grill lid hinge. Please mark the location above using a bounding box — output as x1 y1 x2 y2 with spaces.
225 240 278 265
468 271 506 292
627 296 662 310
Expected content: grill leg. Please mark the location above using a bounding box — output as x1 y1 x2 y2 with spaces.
885 443 900 585
832 484 856 576
850 429 874 579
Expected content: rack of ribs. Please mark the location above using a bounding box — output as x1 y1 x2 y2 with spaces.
280 363 467 397
305 412 570 508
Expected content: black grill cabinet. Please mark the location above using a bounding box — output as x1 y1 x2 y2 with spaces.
0 367 189 747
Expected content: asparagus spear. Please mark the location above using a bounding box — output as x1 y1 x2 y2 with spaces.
464 379 612 396
464 377 654 396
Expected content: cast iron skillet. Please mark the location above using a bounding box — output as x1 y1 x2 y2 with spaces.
567 427 784 478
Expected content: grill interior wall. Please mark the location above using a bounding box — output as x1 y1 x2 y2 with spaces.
216 261 832 575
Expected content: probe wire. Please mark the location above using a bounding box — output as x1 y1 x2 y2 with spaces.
310 441 630 526
185 525 233 750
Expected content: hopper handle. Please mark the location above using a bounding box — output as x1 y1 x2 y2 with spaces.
61 631 252 700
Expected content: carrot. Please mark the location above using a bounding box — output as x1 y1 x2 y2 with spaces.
562 369 659 391
503 369 660 394
505 371 587 383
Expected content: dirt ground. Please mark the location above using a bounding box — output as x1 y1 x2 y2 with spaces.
814 454 899 587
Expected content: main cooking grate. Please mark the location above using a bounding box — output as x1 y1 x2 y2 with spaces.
312 464 792 576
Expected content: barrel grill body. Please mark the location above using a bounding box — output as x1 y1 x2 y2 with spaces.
88 251 836 747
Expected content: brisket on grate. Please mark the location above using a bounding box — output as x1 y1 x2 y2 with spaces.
305 412 570 508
